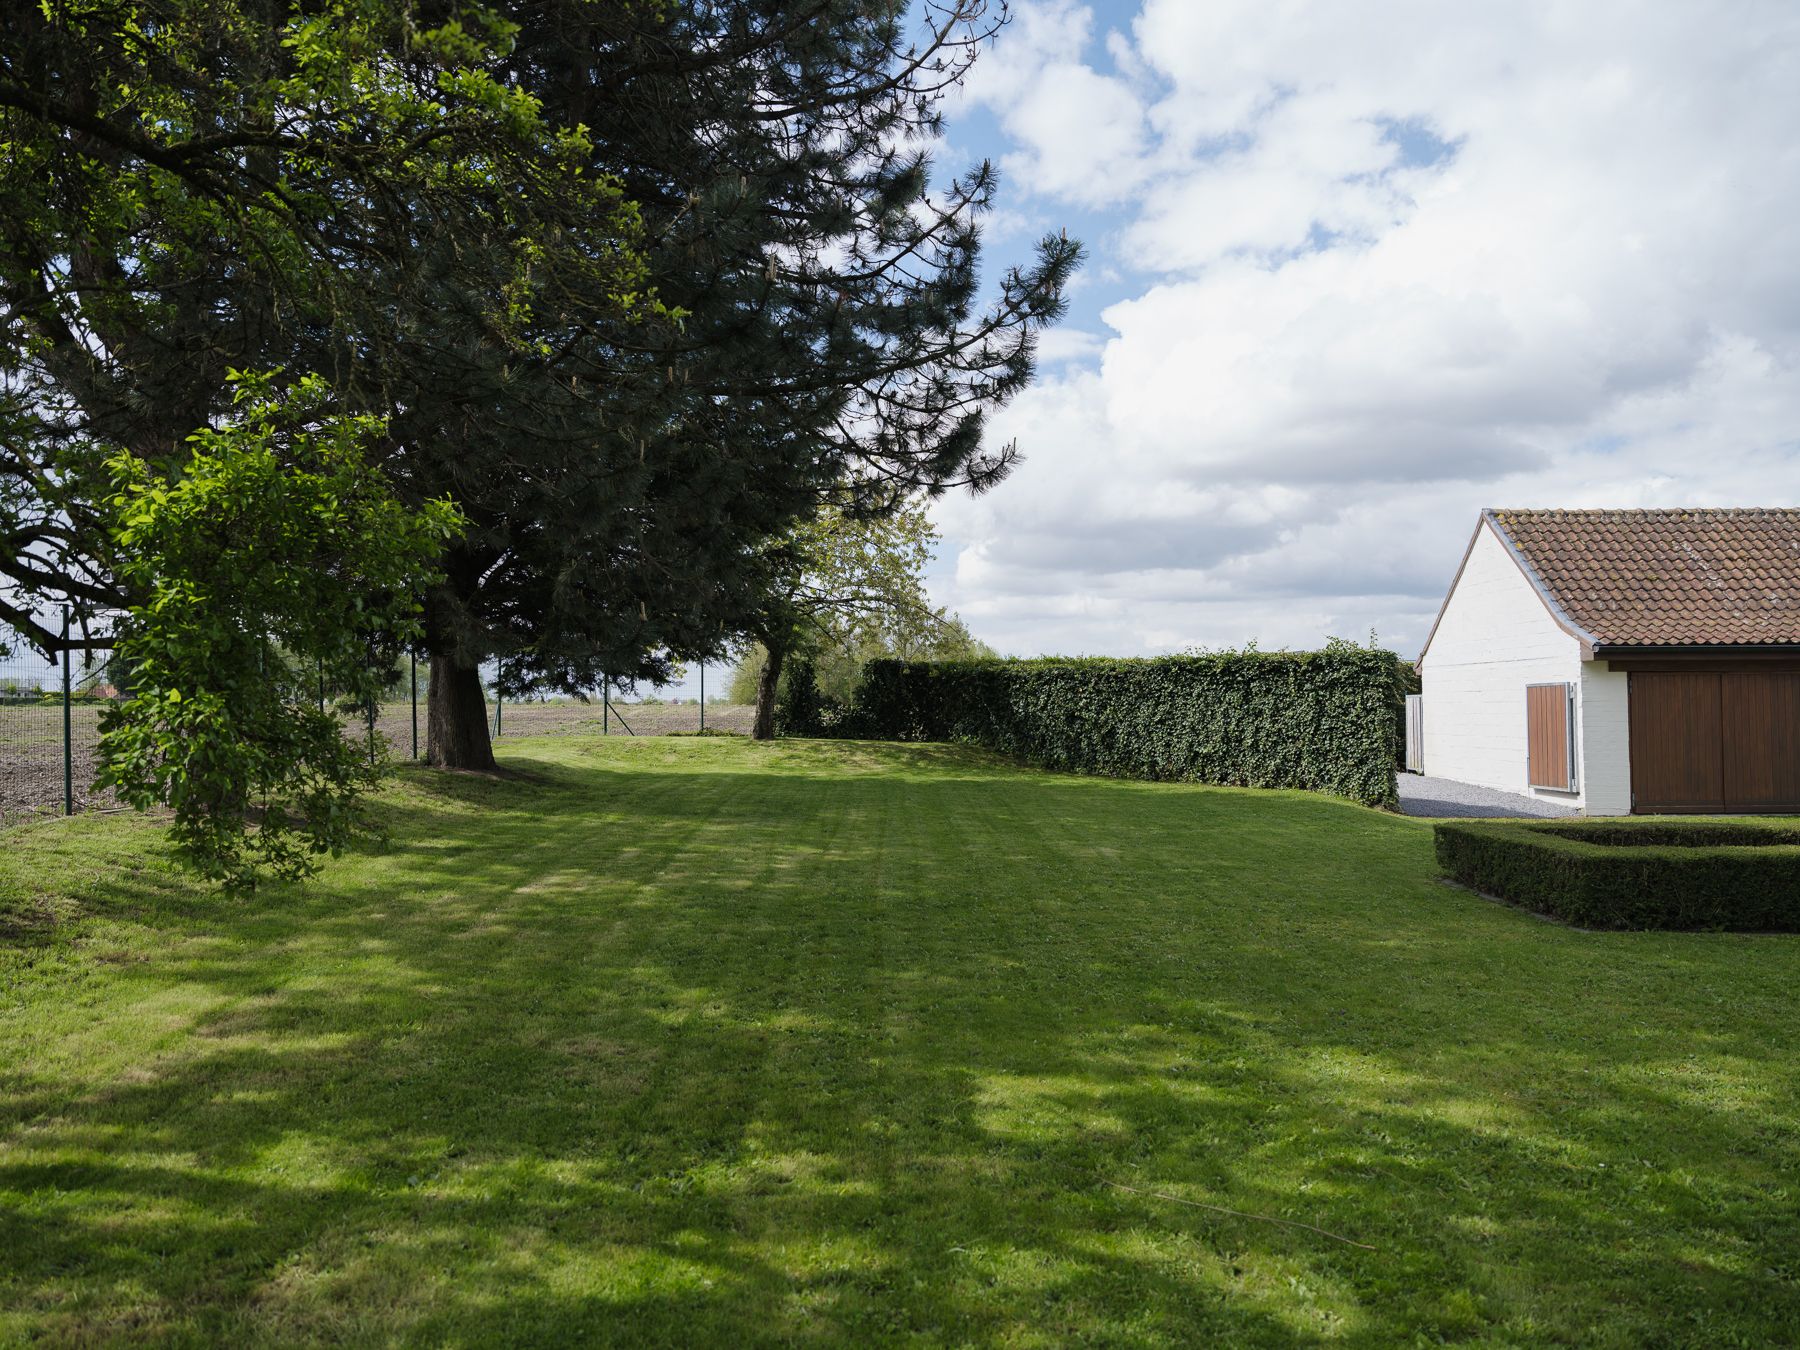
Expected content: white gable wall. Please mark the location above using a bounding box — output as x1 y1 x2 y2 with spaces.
1420 521 1632 811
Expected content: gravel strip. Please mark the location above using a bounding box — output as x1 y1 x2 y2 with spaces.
1398 773 1579 819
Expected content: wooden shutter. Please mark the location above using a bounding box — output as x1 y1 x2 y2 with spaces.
1526 683 1574 790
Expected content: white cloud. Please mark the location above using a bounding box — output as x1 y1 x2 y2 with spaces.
1033 327 1106 364
956 0 1153 206
932 0 1800 658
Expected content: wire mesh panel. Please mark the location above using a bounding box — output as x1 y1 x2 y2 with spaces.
0 646 123 826
2 640 757 830
366 659 756 751
372 693 758 744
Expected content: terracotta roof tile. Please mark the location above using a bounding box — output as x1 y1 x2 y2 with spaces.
1489 508 1800 647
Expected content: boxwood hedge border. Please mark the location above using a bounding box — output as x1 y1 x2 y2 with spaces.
1434 818 1800 930
793 649 1405 808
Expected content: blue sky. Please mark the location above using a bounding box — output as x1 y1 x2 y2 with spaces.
936 17 1144 356
914 0 1800 660
29 4 1792 702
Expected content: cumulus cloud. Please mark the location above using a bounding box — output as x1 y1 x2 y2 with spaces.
1032 327 1107 365
956 0 1153 206
937 0 1800 658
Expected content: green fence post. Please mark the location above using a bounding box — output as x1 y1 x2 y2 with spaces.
61 605 72 816
603 674 609 736
699 661 705 732
411 652 418 760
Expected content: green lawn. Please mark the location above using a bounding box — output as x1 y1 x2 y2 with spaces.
2 738 1798 1346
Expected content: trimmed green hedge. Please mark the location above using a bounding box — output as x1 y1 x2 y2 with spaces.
801 649 1404 807
1434 819 1800 930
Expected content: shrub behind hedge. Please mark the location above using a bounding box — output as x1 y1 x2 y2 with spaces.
804 648 1403 807
1434 819 1800 930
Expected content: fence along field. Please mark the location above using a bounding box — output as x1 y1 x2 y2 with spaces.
0 645 124 824
0 645 751 827
367 686 754 759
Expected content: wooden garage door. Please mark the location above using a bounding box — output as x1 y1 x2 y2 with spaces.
1721 672 1800 809
1629 671 1800 813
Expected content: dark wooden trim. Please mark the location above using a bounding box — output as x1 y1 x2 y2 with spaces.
1633 802 1800 814
1607 656 1800 673
1608 652 1800 659
1612 644 1800 673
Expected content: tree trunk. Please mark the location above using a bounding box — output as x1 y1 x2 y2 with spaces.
426 651 497 770
752 642 785 741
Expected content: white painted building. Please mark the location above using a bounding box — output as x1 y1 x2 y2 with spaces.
1416 509 1800 816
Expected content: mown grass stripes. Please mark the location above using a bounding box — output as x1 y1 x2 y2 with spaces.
2 736 1797 1345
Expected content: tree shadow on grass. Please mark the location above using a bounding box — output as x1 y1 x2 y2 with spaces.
3 741 1799 1343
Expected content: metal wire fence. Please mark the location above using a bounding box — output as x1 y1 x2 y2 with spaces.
370 693 756 755
368 659 755 757
0 638 752 828
0 642 126 827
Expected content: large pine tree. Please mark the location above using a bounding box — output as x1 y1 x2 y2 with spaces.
3 1 1079 774
388 0 1080 767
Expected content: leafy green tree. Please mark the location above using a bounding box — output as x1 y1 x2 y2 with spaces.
823 616 999 706
0 0 653 773
98 375 461 885
733 496 994 739
731 617 995 710
4 0 1078 784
